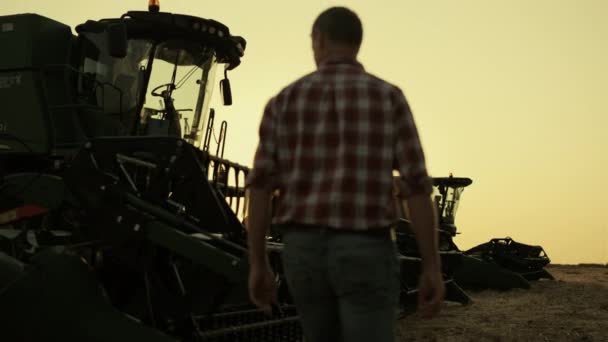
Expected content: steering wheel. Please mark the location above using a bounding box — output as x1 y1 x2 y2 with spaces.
151 83 176 97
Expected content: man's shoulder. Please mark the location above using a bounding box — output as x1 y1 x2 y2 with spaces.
267 68 405 109
283 71 318 93
266 71 318 106
360 70 403 95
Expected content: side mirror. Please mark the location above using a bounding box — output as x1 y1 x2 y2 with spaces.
106 23 127 58
220 69 232 106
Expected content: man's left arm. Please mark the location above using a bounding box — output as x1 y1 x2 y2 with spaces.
245 99 280 311
246 98 279 266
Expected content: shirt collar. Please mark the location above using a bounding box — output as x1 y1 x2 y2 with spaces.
319 58 364 70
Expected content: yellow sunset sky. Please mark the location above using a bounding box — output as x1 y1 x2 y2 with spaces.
3 0 606 264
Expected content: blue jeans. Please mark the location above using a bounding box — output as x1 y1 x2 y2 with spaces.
281 227 400 342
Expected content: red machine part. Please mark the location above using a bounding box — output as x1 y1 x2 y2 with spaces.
0 205 48 225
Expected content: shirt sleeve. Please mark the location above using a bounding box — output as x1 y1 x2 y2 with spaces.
245 98 279 190
392 88 433 198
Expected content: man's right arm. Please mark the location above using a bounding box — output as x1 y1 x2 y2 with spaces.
391 88 439 265
405 193 444 319
391 87 444 318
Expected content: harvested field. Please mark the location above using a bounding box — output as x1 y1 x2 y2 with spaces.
398 265 608 341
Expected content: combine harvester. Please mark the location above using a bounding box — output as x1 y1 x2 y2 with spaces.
411 176 554 291
0 2 301 341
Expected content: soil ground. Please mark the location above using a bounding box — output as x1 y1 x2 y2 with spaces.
397 264 608 342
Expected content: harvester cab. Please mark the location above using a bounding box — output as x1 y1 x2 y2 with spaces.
73 10 243 143
432 175 473 238
0 7 244 170
394 175 472 254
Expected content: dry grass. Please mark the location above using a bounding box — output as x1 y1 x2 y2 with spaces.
398 265 608 342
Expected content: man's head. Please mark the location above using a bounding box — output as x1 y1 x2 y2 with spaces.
311 7 363 67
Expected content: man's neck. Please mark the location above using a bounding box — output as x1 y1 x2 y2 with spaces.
317 51 359 68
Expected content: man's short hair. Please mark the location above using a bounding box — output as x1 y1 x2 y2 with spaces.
313 7 363 47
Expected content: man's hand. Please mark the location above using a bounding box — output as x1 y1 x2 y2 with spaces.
248 262 278 314
417 268 445 319
402 192 444 319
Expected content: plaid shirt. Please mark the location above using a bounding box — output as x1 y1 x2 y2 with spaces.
246 60 432 230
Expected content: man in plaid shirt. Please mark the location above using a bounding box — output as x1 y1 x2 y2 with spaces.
246 7 444 341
